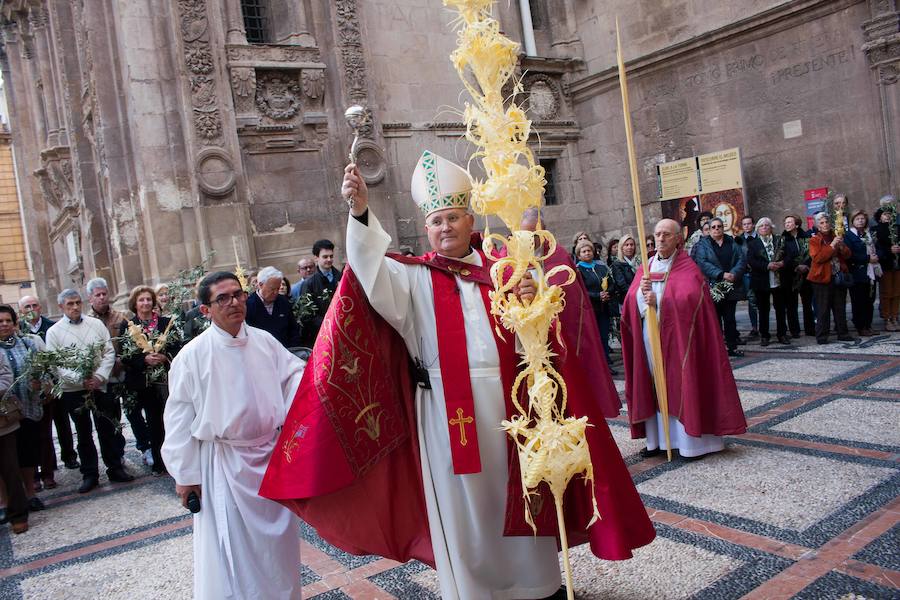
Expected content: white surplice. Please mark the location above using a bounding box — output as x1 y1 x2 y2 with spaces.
636 253 724 457
162 323 305 600
347 211 560 600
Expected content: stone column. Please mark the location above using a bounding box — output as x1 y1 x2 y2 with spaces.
224 0 247 44
272 1 315 46
28 6 62 148
862 0 900 192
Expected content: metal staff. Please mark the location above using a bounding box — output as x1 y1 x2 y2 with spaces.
615 19 672 461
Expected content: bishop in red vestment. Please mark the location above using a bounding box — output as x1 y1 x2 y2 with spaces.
262 153 655 599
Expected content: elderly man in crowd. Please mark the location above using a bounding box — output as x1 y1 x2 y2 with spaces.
290 257 316 299
86 277 147 463
746 217 790 346
19 296 79 478
297 239 342 346
246 266 302 348
693 217 748 357
17 296 54 340
621 219 746 459
162 271 305 600
45 289 133 493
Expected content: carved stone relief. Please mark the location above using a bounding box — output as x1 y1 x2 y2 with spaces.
230 66 256 113
255 71 302 121
523 74 561 120
195 147 236 197
176 0 224 145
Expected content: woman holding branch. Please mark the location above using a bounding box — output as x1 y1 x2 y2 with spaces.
119 286 181 476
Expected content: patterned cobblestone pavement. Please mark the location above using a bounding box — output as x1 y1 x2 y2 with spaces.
1 325 898 599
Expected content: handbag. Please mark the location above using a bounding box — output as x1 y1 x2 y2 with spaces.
832 270 854 288
0 394 23 429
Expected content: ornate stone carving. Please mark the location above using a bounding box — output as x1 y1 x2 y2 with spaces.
880 63 899 85
230 66 256 113
301 69 325 102
195 147 236 197
255 72 302 121
176 0 224 145
523 74 561 120
185 42 214 74
226 44 321 64
335 0 369 108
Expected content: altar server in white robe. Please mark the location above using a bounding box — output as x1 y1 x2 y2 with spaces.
162 271 305 600
340 152 564 600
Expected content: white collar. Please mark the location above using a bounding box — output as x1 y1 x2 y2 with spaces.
211 322 249 347
439 249 481 266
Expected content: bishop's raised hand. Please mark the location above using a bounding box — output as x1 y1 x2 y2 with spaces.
342 164 369 217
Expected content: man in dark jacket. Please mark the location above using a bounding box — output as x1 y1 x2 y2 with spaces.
298 239 342 346
246 266 302 348
693 217 747 356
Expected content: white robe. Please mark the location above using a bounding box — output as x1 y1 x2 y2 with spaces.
347 211 561 600
162 323 305 600
636 253 724 457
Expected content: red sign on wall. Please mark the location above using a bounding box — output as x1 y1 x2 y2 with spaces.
804 187 828 230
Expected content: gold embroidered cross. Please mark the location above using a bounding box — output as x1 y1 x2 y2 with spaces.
449 408 474 446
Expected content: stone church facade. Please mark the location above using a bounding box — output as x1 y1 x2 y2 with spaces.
0 0 897 306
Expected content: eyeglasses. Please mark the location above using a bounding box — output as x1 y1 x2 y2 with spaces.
710 225 724 229
209 290 247 308
298 265 315 272
426 212 465 229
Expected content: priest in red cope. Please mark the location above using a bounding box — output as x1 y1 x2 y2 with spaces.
621 219 747 458
261 151 655 600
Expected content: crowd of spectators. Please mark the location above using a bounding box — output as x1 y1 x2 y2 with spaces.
572 194 900 366
1 192 898 536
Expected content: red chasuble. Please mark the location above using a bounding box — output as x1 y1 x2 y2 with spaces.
620 251 747 439
260 251 656 568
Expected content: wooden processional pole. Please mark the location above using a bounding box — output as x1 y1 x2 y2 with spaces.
615 19 673 461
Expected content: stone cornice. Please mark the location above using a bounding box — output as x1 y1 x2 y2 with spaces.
567 0 864 103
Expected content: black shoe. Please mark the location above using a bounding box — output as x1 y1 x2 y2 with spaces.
777 336 791 345
728 348 745 357
747 330 760 341
28 497 46 512
790 331 801 338
837 335 855 342
736 337 747 346
760 338 770 347
78 477 99 494
0 508 7 524
543 586 570 600
639 447 663 458
817 338 829 345
64 458 80 470
107 466 135 483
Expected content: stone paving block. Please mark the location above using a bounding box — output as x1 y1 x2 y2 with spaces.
17 533 193 600
851 523 900 573
608 421 646 464
792 570 899 599
636 442 898 546
767 398 900 451
11 478 184 561
731 358 869 385
738 389 793 416
862 370 900 393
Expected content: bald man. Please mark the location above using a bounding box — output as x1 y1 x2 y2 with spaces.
18 296 55 341
620 219 746 459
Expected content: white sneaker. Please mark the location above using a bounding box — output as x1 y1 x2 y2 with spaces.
143 449 154 467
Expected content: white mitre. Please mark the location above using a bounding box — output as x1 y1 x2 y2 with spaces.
410 150 472 217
